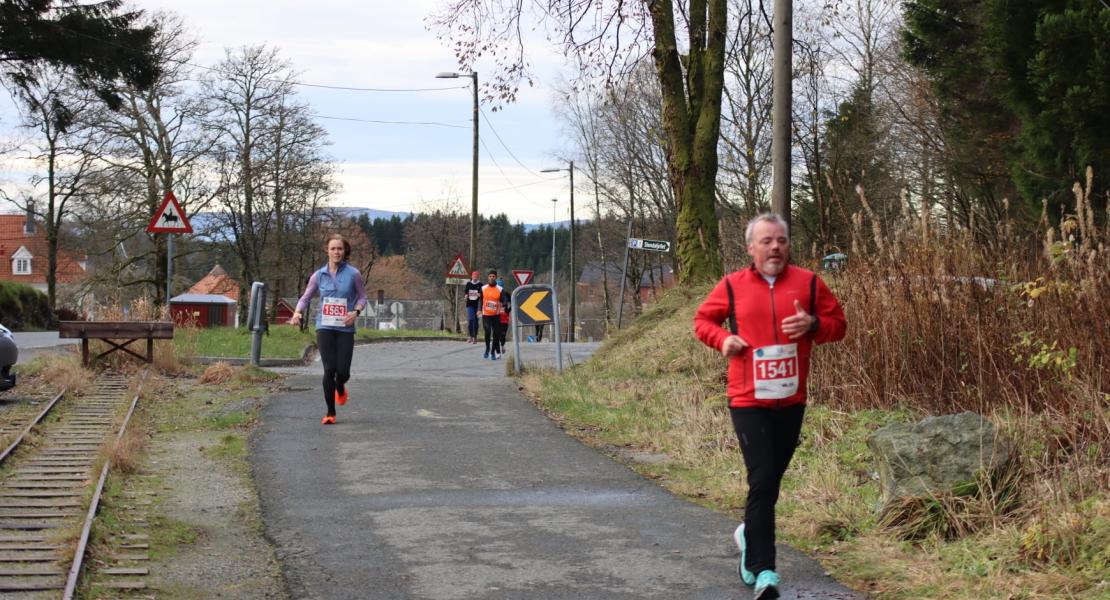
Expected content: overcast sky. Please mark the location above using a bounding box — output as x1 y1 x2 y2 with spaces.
0 1 585 224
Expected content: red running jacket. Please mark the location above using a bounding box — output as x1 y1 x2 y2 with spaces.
694 264 847 409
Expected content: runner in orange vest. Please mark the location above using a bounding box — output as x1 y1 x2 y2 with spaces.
480 270 503 359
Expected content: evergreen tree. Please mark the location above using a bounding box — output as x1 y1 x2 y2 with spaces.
0 0 158 108
903 0 1109 214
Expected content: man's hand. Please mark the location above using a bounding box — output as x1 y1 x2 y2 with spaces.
782 300 815 339
721 335 749 357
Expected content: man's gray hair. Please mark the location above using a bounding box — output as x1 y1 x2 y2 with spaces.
745 213 789 245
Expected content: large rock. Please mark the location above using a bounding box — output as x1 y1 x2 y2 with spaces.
867 411 1011 505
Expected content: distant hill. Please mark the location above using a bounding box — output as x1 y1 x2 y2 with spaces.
333 207 411 222
189 208 578 234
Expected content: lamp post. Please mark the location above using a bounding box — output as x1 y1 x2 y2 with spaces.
550 197 558 288
435 70 479 274
541 161 575 342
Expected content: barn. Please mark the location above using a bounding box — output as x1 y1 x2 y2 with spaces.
170 293 237 328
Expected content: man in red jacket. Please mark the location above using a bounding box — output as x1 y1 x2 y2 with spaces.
694 213 846 599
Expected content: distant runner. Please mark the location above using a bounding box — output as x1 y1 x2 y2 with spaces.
496 277 511 354
290 233 370 425
480 270 503 360
464 271 482 344
694 213 846 599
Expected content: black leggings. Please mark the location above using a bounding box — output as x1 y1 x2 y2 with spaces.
730 403 805 575
482 315 500 353
317 329 354 416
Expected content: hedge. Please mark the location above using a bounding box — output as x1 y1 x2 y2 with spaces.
0 280 53 330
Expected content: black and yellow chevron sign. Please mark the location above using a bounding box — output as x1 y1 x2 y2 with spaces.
516 288 554 325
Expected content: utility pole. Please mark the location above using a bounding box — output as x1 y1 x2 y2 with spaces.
469 71 479 273
541 161 576 342
771 0 793 229
435 70 479 273
568 160 575 342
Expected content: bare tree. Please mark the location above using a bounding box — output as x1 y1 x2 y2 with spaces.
403 199 469 329
88 12 218 304
718 0 773 217
3 65 103 310
431 0 728 282
202 45 336 321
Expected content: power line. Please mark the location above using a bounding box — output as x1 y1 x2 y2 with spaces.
479 107 544 177
314 115 469 129
479 136 533 202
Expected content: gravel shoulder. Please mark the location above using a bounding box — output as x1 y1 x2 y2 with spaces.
86 369 288 599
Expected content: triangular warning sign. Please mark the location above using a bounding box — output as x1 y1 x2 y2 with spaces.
445 254 469 278
146 191 193 233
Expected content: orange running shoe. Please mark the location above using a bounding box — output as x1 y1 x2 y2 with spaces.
321 415 336 425
335 388 349 406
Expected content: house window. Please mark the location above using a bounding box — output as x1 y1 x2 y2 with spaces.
13 258 31 275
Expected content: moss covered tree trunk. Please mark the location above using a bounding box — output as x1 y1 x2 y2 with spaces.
649 0 726 284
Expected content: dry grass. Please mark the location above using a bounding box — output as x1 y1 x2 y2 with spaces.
199 362 235 385
38 353 95 396
101 425 146 475
522 203 1109 598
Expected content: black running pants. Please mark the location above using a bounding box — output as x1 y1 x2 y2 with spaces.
317 329 354 416
482 315 500 354
730 403 806 575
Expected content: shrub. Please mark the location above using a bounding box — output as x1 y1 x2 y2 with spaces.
0 280 53 329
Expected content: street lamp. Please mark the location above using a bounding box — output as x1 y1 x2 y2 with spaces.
541 161 575 342
435 70 479 274
550 197 558 289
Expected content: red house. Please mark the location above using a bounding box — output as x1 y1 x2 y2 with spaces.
0 211 89 298
274 298 299 324
170 264 240 328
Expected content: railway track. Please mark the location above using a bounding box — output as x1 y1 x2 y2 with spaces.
0 373 147 598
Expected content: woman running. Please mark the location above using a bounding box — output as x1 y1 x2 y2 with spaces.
289 233 369 424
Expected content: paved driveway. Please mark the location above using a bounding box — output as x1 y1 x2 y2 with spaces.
252 341 862 599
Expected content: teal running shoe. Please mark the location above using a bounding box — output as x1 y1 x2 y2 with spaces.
732 523 755 586
753 570 780 599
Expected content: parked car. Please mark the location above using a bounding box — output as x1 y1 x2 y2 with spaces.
0 323 17 391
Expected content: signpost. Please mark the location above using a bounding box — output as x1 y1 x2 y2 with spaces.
627 238 671 252
510 284 562 374
146 191 192 305
618 232 672 329
511 269 534 286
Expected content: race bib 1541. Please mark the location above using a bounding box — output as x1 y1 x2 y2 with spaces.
753 343 799 399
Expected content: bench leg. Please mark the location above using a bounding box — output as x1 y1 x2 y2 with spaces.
147 337 154 363
81 339 89 367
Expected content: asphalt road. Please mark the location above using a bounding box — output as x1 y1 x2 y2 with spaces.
9 331 78 363
252 340 863 600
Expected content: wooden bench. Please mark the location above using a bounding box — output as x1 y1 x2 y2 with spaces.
58 321 175 367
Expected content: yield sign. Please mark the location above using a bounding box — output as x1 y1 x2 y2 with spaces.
445 254 469 279
146 191 192 233
511 270 533 286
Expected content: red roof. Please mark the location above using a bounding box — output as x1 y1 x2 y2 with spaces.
0 214 88 284
187 264 240 301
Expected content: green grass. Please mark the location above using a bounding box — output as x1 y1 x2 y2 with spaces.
179 324 313 359
176 324 462 360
